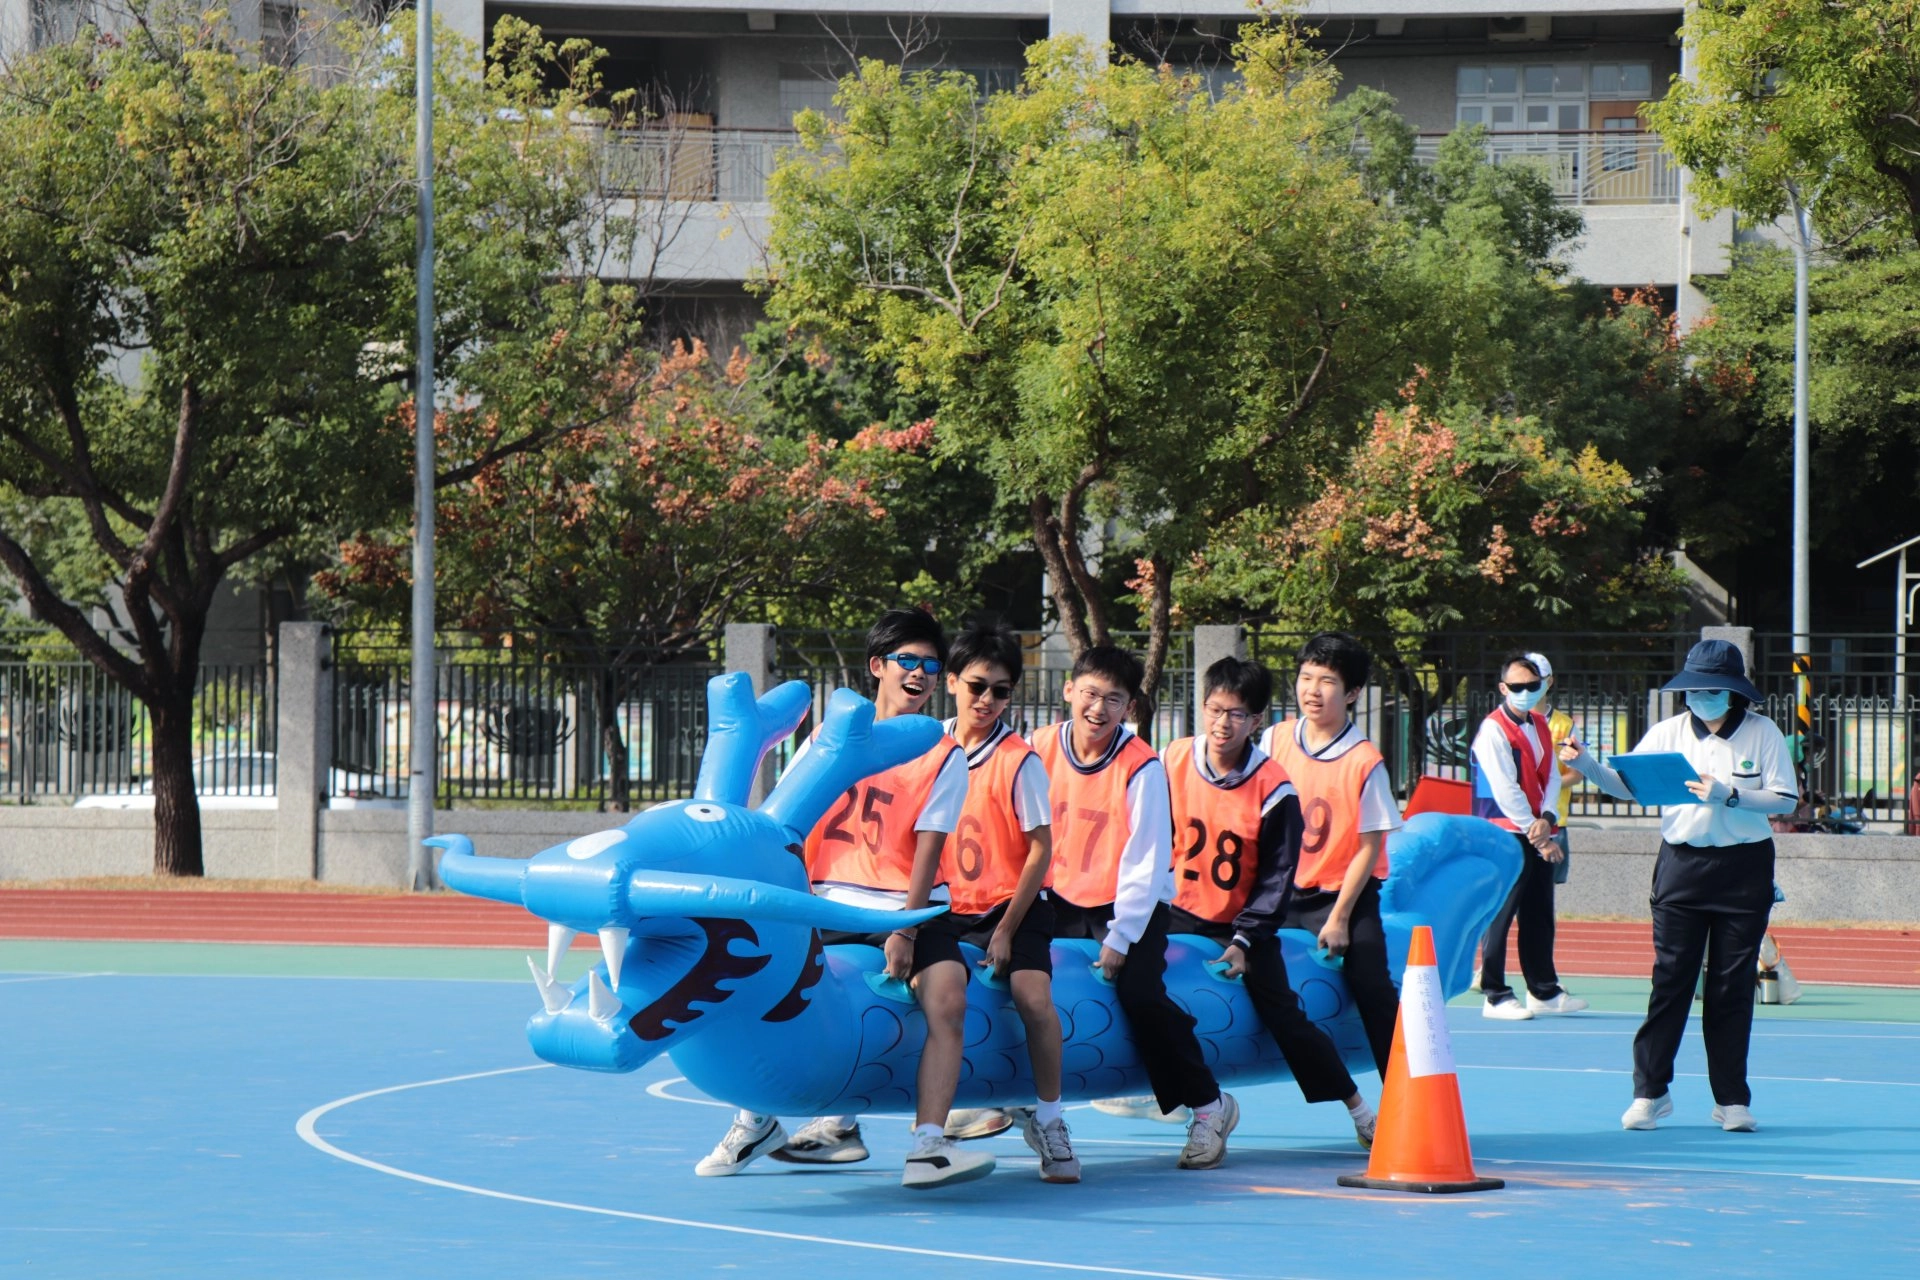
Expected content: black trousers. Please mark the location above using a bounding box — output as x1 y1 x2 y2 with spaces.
1633 839 1775 1106
1169 906 1358 1104
1053 897 1223 1113
1281 879 1397 1078
1479 833 1564 1002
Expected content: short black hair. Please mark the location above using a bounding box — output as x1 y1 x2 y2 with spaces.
1072 644 1143 701
1296 631 1371 692
1203 656 1272 716
866 608 947 670
948 620 1024 683
1500 649 1542 679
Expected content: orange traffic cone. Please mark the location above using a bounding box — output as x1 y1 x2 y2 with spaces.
1337 924 1503 1194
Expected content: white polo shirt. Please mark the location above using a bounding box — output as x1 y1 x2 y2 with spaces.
1575 707 1797 848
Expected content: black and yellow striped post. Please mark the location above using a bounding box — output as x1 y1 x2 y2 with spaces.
1792 652 1813 782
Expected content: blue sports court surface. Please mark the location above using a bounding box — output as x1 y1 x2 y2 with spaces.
3 941 1916 1279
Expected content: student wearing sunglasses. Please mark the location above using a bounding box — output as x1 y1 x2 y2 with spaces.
1470 650 1587 1021
698 608 983 1188
926 621 1079 1182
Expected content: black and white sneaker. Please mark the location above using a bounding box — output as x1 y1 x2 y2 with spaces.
901 1132 995 1189
695 1113 786 1177
769 1117 870 1164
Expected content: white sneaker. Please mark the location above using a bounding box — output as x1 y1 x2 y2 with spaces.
1526 991 1590 1015
943 1108 1013 1141
1177 1093 1240 1170
1712 1103 1758 1132
1011 1108 1082 1184
769 1118 869 1164
901 1131 996 1189
1352 1108 1377 1150
1621 1095 1673 1131
1483 996 1534 1021
1091 1095 1189 1123
695 1113 787 1176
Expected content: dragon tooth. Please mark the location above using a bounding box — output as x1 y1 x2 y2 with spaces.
587 969 621 1023
598 926 630 990
546 924 577 977
527 956 569 1015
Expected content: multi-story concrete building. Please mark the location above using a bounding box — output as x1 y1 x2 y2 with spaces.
409 0 1728 337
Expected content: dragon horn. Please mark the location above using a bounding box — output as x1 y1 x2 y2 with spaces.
693 674 815 807
627 869 947 934
759 687 945 837
432 836 528 907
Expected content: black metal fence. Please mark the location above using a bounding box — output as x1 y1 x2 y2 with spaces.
329 636 720 808
5 626 1913 825
0 655 276 801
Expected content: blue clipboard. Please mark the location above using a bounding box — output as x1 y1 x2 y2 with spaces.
1606 752 1706 807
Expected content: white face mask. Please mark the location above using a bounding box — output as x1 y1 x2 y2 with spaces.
1506 686 1544 714
1685 690 1732 721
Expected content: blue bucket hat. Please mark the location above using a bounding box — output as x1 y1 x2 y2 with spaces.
1661 639 1762 702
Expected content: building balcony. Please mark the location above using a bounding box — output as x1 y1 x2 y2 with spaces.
1412 129 1679 206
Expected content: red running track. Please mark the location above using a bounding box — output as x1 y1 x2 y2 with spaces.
2 891 1916 986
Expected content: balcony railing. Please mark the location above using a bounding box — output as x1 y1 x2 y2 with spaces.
1413 130 1679 206
600 127 1680 209
599 127 802 203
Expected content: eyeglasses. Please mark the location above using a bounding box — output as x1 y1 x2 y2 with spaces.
1202 704 1253 726
962 677 1014 702
883 653 943 675
1503 679 1544 693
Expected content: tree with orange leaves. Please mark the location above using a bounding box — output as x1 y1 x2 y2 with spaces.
321 341 934 809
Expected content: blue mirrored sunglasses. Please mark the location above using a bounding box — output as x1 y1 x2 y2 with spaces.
884 653 944 675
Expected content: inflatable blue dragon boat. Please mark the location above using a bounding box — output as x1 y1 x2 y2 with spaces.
435 673 1519 1116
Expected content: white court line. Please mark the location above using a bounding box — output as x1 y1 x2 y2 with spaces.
0 971 111 985
1273 1145 1920 1189
1460 1063 1920 1088
296 1068 1296 1280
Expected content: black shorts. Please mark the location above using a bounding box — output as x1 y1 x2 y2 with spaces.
913 893 1056 979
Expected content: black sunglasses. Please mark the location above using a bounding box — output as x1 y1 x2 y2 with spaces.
962 677 1014 701
884 653 944 675
1503 679 1544 693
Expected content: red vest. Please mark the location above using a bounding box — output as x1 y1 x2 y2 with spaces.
1471 709 1554 833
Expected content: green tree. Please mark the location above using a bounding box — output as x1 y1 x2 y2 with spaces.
1646 0 1920 249
0 8 638 872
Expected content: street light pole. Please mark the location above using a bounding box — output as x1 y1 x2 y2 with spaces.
407 1 439 891
1788 187 1812 656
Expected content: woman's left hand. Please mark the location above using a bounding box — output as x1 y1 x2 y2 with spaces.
1684 775 1732 805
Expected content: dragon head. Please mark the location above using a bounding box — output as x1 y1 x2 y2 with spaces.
436 672 947 1073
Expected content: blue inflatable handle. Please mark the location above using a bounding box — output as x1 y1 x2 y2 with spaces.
1204 959 1244 985
976 964 1009 991
1087 961 1115 988
864 972 918 1005
1310 944 1345 971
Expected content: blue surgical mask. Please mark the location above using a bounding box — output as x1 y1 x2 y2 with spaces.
1507 687 1545 714
1686 690 1732 721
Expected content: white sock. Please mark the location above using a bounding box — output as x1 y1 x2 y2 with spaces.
1346 1096 1376 1123
1192 1095 1222 1119
913 1123 943 1143
1035 1099 1064 1125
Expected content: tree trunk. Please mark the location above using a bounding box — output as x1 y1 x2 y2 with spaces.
149 691 204 877
601 668 631 814
1132 553 1175 747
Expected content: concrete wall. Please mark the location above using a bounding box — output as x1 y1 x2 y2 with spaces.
6 804 1918 923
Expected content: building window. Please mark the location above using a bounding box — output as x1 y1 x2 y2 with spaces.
31 0 91 48
263 1 302 67
1456 63 1589 132
1590 63 1655 101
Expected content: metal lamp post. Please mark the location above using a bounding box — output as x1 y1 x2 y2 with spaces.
406 1 438 891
